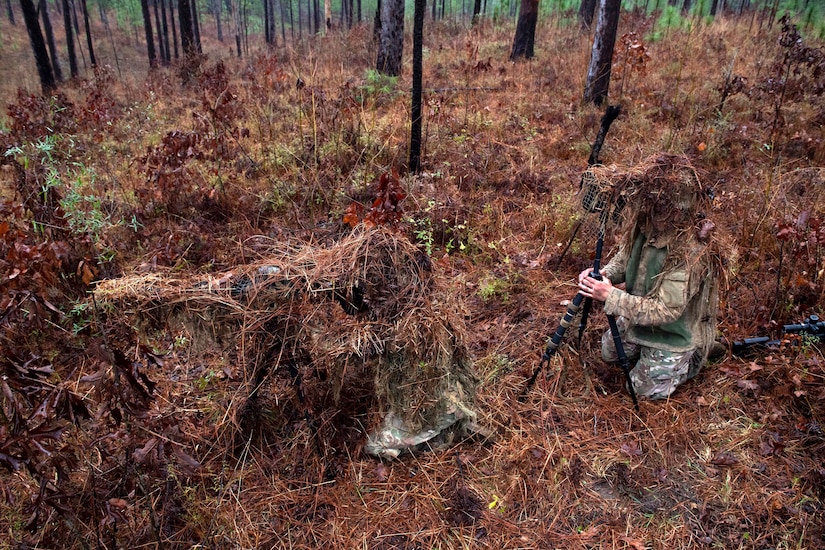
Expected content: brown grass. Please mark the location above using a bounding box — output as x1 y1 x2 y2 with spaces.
1 7 824 550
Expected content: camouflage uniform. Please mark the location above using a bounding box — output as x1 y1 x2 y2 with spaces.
599 229 718 399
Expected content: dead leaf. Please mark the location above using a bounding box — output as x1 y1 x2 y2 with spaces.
620 441 643 457
709 451 738 466
736 379 760 391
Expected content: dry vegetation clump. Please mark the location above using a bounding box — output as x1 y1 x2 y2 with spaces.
1 9 824 550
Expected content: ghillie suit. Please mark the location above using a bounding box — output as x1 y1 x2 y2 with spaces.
95 226 479 459
588 153 732 399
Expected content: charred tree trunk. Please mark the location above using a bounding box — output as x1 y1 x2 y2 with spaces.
376 0 403 76
152 0 167 63
62 0 78 76
21 0 56 92
409 0 425 173
80 0 95 65
159 0 170 64
510 0 538 60
471 0 480 24
39 0 63 81
139 0 157 67
583 0 620 106
170 0 179 58
178 0 195 55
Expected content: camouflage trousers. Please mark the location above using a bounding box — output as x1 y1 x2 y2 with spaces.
601 318 697 400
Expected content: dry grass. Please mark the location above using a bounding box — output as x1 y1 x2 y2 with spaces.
1 8 824 550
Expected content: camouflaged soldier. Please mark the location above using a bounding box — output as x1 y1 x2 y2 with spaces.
578 154 720 400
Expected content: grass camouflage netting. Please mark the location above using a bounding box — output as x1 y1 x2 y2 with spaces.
94 225 478 447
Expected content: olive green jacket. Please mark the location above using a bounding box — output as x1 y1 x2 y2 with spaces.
601 230 718 361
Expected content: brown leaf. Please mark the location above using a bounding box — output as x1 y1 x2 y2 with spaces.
709 451 738 466
736 379 760 391
620 440 643 457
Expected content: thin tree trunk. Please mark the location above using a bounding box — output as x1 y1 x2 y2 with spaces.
140 0 157 67
214 0 223 41
152 0 166 63
20 0 56 92
40 0 63 81
159 0 170 64
6 0 15 24
409 0 425 173
98 0 121 76
297 0 302 39
279 0 285 42
191 0 201 52
263 0 270 43
62 0 78 76
80 0 95 65
170 0 178 58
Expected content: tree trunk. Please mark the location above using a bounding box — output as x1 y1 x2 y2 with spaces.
376 0 403 76
20 0 56 92
39 0 63 81
62 0 78 76
214 0 222 41
578 0 596 27
152 0 166 63
139 0 157 67
159 0 170 64
709 0 718 16
583 0 620 106
80 0 95 65
170 0 178 58
178 0 195 55
263 0 270 43
510 0 538 60
191 0 201 52
409 0 425 173
6 0 15 24
324 0 329 29
471 0 480 24
682 0 691 13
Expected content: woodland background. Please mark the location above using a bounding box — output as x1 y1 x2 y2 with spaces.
1 0 824 548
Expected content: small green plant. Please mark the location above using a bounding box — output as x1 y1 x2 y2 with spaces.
478 277 510 303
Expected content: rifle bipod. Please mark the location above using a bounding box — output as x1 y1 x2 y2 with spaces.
519 161 639 410
518 274 640 411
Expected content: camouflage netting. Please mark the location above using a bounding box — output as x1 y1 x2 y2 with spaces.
94 225 478 448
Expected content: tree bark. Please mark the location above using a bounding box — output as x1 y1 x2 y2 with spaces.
62 0 78 76
471 0 480 25
409 0 425 173
39 0 63 81
20 0 56 92
80 0 95 65
152 0 166 63
510 0 538 61
139 0 157 67
191 0 201 52
214 0 223 41
178 0 195 55
170 0 179 58
159 0 170 64
583 0 620 106
6 0 15 25
376 0 403 76
578 0 596 28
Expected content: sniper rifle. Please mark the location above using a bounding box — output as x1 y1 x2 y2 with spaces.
731 315 825 356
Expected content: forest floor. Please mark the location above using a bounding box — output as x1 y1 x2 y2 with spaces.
1 8 824 550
